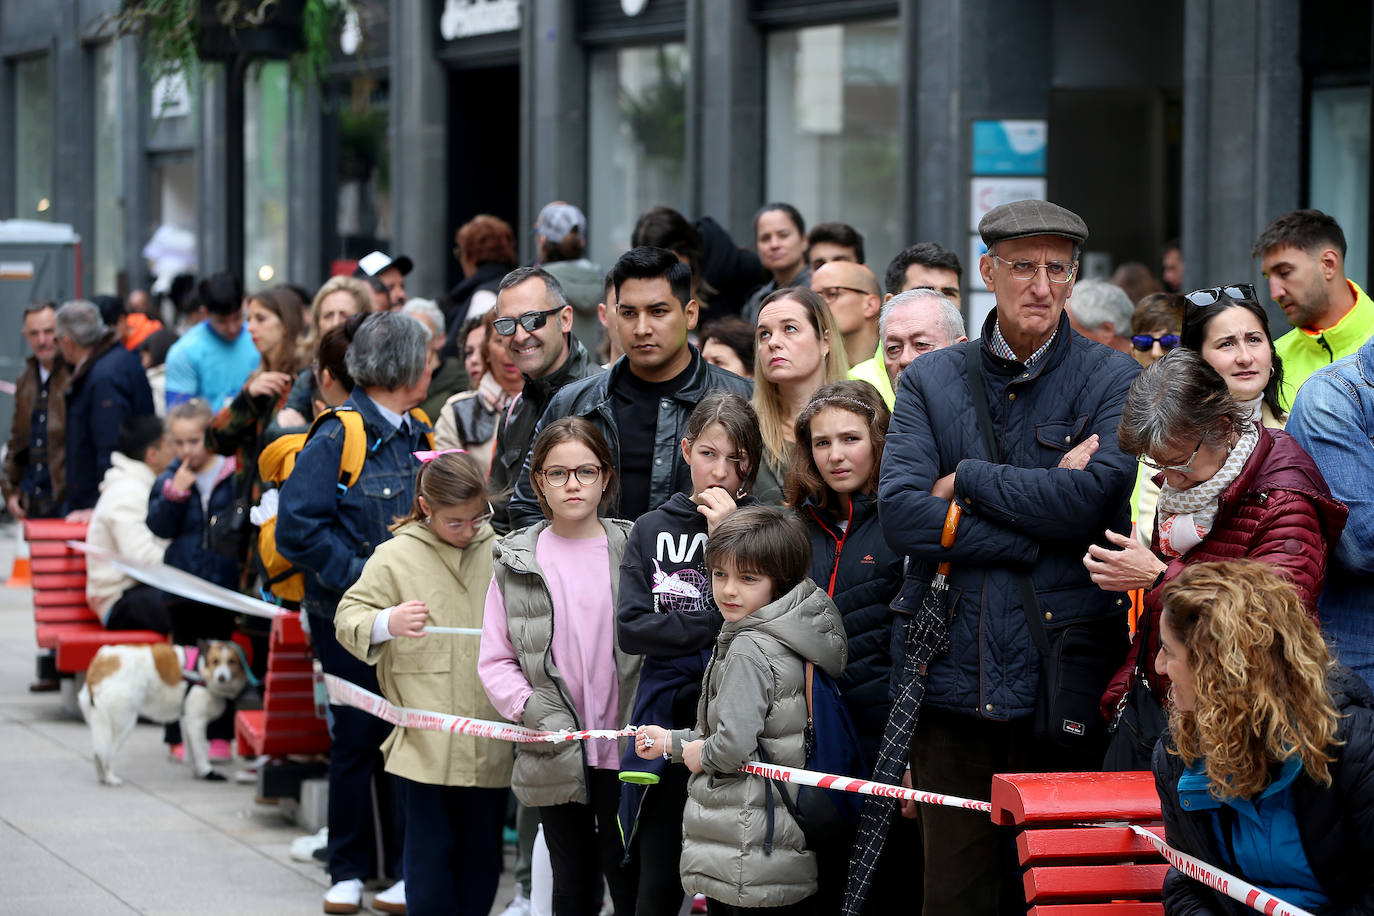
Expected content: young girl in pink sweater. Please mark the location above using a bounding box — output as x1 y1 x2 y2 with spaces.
478 418 640 916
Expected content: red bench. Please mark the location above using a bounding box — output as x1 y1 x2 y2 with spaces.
990 771 1167 915
23 519 167 680
235 611 330 759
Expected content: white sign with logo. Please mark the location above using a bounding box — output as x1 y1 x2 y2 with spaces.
968 177 1047 232
441 0 521 40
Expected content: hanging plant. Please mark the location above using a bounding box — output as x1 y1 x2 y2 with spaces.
101 0 351 89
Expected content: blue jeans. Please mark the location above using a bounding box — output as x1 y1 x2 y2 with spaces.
399 779 506 916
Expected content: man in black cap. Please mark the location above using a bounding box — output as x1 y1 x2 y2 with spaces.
355 250 412 311
877 199 1140 914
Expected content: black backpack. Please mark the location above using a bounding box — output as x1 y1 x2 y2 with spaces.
761 660 868 852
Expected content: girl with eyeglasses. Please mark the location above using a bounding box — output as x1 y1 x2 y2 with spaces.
335 449 506 915
479 418 641 916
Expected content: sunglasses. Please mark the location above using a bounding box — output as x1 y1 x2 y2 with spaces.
494 305 563 337
1184 284 1258 308
1131 333 1180 353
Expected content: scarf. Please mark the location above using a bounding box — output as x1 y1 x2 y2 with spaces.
1155 425 1260 557
477 372 515 413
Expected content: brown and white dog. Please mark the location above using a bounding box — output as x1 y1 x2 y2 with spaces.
78 641 249 785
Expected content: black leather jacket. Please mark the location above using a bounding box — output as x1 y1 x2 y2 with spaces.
507 347 752 530
488 336 602 534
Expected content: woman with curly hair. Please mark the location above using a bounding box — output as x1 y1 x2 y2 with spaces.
1152 560 1374 914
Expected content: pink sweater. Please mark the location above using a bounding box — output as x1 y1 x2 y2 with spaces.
479 530 620 769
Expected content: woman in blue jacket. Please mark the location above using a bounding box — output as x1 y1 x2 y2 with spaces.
1153 560 1374 915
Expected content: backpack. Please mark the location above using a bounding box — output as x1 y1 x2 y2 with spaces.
255 406 433 602
761 660 868 852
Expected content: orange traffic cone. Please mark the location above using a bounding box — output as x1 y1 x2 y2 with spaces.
5 523 31 587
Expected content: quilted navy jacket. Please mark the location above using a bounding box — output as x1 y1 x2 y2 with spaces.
878 310 1140 720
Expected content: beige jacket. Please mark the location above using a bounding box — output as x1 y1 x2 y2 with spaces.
86 454 169 621
336 520 512 788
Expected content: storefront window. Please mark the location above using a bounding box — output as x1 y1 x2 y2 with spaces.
329 78 391 262
765 20 901 274
1309 86 1370 286
13 56 54 221
244 62 290 287
92 43 125 293
587 43 688 268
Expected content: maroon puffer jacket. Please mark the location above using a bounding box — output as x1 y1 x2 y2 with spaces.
1101 428 1347 716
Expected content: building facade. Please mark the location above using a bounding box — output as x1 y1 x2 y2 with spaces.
2 0 1370 330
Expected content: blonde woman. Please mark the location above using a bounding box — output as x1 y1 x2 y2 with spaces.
750 286 849 504
1152 560 1374 914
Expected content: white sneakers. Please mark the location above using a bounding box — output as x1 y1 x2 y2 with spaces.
498 895 532 916
323 878 363 914
373 880 406 915
290 827 328 863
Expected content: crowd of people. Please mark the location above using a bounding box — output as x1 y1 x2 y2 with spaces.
3 197 1372 916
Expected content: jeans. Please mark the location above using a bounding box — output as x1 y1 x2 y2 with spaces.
400 778 506 916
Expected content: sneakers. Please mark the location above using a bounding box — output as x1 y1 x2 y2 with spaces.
323 878 363 915
498 895 532 916
208 738 234 762
372 880 406 915
290 827 328 863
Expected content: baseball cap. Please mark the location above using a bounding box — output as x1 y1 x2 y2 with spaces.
355 250 414 278
535 202 587 245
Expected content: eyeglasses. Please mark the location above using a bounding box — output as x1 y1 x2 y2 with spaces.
911 284 962 300
1184 284 1258 308
991 255 1076 284
814 286 870 303
1140 439 1203 474
438 502 495 531
494 306 564 337
1131 333 1181 353
538 464 604 487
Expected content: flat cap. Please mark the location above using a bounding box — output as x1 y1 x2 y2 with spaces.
978 199 1088 247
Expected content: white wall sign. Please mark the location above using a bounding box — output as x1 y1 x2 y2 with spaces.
441 0 521 40
151 70 191 119
968 177 1047 232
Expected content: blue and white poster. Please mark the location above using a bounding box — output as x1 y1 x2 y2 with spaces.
972 120 1047 175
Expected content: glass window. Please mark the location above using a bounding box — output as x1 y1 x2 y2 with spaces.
13 56 54 221
765 20 901 275
1309 86 1370 286
587 43 688 268
92 43 125 293
244 62 290 287
329 77 392 263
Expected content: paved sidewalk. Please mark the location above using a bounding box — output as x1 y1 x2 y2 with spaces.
0 519 520 915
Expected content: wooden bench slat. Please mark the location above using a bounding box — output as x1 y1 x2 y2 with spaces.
22 519 89 541
991 772 1161 826
31 556 87 574
1019 826 1167 865
35 622 105 649
27 541 82 558
33 589 89 607
31 572 86 590
55 629 169 672
1024 864 1171 903
34 605 100 624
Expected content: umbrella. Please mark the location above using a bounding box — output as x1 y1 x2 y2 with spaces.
842 501 962 916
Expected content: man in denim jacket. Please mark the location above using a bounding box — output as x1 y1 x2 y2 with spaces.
1288 332 1374 687
276 311 433 913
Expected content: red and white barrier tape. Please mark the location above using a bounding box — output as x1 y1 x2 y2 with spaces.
739 761 993 813
1129 825 1315 916
0 379 15 396
324 674 635 745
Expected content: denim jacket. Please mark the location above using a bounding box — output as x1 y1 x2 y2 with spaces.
1288 333 1374 682
276 390 432 620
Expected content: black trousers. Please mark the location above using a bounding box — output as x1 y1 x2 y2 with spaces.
105 585 172 633
633 764 691 916
539 767 638 916
909 707 1104 916
311 611 403 884
707 898 816 915
400 778 507 916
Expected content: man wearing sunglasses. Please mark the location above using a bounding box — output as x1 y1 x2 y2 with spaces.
879 199 1141 916
1065 279 1134 355
1254 209 1374 410
487 267 601 535
507 247 752 530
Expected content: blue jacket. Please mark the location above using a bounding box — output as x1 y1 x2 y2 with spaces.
1153 668 1374 914
878 311 1140 719
146 456 241 590
800 493 902 766
1288 333 1374 687
64 330 156 511
276 391 432 620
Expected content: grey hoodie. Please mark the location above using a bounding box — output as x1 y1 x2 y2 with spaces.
670 579 847 907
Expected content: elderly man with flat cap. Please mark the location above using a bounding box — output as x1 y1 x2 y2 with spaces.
878 200 1140 914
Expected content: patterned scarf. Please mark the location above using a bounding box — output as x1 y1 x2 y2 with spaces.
1155 425 1260 557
